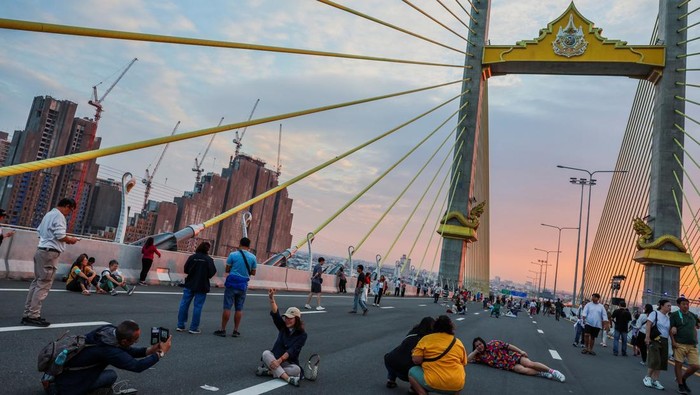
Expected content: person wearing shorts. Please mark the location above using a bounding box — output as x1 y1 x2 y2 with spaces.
304 257 325 311
670 297 700 394
644 299 672 390
581 293 608 356
214 237 257 338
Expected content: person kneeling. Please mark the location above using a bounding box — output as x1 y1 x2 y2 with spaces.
256 289 307 387
384 317 434 389
54 320 171 395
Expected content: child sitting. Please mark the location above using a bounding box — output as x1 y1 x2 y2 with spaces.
99 259 135 296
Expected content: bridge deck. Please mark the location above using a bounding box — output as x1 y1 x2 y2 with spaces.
0 281 687 394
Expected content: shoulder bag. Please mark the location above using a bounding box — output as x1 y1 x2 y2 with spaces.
649 311 661 341
423 336 457 362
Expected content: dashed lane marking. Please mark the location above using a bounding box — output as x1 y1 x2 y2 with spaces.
532 321 537 324
379 306 395 309
300 311 326 315
537 329 544 334
456 318 465 321
0 321 111 333
226 379 288 395
418 304 427 307
474 312 480 315
549 349 562 360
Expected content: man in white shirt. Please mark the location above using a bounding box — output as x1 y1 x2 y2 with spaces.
581 293 609 356
21 198 79 327
0 209 15 246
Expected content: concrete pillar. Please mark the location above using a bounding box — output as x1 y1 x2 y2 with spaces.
438 1 491 289
642 1 688 306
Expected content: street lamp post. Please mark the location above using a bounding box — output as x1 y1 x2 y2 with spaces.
557 165 627 304
541 224 578 301
534 248 558 296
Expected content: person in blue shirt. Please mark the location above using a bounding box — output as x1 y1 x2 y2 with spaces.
214 237 257 338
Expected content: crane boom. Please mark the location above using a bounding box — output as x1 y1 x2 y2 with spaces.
192 117 224 183
88 58 138 122
275 124 282 177
142 121 180 211
233 99 260 158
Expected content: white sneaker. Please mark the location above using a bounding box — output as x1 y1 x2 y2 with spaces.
304 304 312 310
643 376 653 388
551 370 565 383
316 306 325 311
652 380 664 390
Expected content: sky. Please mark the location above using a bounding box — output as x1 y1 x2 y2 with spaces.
0 0 671 292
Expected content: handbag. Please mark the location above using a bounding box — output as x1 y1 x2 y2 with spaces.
423 336 457 362
649 312 661 341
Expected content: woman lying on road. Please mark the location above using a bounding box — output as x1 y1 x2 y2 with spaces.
468 337 565 382
255 289 308 387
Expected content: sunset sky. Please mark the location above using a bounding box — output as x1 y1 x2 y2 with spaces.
0 0 663 291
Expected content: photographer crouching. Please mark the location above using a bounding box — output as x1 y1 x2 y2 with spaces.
54 320 171 395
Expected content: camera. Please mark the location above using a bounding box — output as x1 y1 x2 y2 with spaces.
150 327 169 345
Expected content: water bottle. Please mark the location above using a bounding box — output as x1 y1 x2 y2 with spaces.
54 349 68 366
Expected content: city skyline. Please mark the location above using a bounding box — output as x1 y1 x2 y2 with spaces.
0 1 660 290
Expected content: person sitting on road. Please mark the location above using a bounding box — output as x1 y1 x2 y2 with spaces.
84 257 101 290
99 259 135 296
468 337 565 382
66 254 104 295
490 300 501 318
384 316 435 389
255 289 307 387
53 320 171 395
409 315 467 395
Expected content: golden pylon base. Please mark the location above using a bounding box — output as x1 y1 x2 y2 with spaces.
633 249 694 268
437 224 477 242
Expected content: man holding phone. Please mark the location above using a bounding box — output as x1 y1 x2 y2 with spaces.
53 320 172 395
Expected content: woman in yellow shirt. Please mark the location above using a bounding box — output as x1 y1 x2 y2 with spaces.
410 315 467 394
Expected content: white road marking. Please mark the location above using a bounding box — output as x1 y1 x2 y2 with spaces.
226 379 288 395
380 306 395 309
418 304 427 307
300 311 326 315
0 321 111 333
0 288 356 298
474 312 480 315
456 318 465 321
532 321 537 324
549 349 562 360
537 329 544 334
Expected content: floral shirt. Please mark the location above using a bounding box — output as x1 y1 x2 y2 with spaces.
473 340 521 371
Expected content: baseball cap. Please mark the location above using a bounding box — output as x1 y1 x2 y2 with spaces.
283 307 301 319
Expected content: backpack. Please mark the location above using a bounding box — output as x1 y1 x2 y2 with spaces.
37 331 95 377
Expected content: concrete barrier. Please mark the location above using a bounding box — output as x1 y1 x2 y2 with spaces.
0 228 419 297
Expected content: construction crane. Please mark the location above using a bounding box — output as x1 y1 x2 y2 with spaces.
69 57 137 232
275 124 282 177
232 99 260 159
192 117 224 184
142 121 180 211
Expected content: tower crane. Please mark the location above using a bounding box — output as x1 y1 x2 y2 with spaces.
192 117 224 184
142 121 180 211
232 99 260 159
69 57 137 232
275 124 282 177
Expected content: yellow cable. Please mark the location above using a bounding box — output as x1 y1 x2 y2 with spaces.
402 0 474 39
203 93 462 229
0 79 465 178
670 172 700 290
353 115 466 254
436 0 471 31
0 18 467 69
317 0 470 55
293 100 464 250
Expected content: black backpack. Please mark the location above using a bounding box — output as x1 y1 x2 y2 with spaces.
38 331 95 377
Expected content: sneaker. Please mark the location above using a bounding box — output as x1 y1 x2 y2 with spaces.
348 310 357 314
652 380 664 390
138 281 148 286
537 372 553 379
256 366 271 377
110 289 118 296
213 330 226 337
640 361 646 366
176 327 186 332
316 306 325 311
551 370 565 383
231 330 241 337
127 286 136 296
288 376 300 387
304 304 312 310
21 317 50 327
362 309 368 316
188 329 201 334
572 342 578 347
643 376 653 388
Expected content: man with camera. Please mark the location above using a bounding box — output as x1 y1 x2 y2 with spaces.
53 320 171 395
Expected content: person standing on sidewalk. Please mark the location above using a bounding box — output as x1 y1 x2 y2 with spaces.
21 198 79 327
177 241 217 334
373 275 387 307
139 237 161 285
349 265 368 315
581 293 608 356
643 299 672 390
610 301 632 356
304 257 325 311
670 296 700 394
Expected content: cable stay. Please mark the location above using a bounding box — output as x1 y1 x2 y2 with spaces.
401 0 474 40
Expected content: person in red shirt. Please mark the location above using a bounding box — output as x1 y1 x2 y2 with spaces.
139 237 161 285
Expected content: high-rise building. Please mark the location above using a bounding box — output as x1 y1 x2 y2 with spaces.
0 131 12 165
83 178 121 235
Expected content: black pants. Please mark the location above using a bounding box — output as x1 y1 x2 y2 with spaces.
140 258 153 282
636 333 648 362
374 290 383 305
338 279 346 293
394 287 400 296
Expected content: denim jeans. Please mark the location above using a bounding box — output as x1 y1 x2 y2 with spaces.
613 330 628 355
574 324 584 344
353 291 367 312
178 287 207 331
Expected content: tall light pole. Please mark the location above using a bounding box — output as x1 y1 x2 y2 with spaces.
557 165 627 304
534 248 558 296
567 177 588 306
541 223 577 301
530 261 549 297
